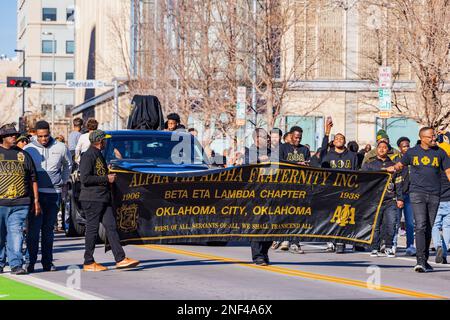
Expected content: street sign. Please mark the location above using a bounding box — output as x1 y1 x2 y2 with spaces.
66 80 106 88
236 86 246 126
378 89 392 111
378 111 391 119
378 66 392 88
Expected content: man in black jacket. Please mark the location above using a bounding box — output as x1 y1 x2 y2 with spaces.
244 128 273 266
392 137 415 256
362 140 404 258
279 126 310 164
79 130 139 271
320 118 359 254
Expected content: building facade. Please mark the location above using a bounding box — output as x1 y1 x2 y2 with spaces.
17 0 75 136
71 0 443 148
72 0 131 129
0 57 20 126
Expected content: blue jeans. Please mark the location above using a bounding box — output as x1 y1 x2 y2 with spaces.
431 201 450 258
0 207 7 268
27 193 61 268
0 206 30 269
393 194 415 248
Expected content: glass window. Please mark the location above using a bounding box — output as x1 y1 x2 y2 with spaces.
285 116 324 151
65 105 73 118
66 41 74 54
42 40 56 54
65 72 74 80
105 135 208 165
42 8 57 21
66 8 75 22
41 104 52 117
42 72 56 81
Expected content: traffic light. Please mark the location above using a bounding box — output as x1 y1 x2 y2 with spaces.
6 77 32 88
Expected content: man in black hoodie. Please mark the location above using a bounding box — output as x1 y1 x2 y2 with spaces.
320 118 359 254
363 140 404 258
79 130 140 271
279 126 310 164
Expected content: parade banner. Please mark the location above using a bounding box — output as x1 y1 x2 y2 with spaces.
110 163 391 247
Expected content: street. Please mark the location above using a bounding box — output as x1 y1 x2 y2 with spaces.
1 233 450 300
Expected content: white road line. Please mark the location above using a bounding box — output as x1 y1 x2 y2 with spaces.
1 274 105 300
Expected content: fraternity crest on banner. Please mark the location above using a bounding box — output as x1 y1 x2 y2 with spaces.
117 204 139 232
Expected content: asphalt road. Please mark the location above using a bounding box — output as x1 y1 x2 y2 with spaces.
2 233 450 300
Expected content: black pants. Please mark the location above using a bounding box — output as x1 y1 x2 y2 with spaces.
371 200 397 251
409 192 440 264
81 201 126 265
251 241 271 263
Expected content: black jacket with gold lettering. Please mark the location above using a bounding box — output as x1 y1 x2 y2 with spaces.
320 135 358 170
79 146 111 203
361 157 403 202
279 143 310 163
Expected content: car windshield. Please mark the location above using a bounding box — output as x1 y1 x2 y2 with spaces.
105 134 208 165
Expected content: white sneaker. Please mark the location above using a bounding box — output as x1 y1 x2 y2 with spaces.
289 243 305 254
271 241 281 250
370 250 379 257
385 248 396 258
392 246 397 255
405 246 416 256
326 242 335 252
280 241 290 251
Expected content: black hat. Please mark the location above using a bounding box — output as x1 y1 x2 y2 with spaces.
89 130 106 143
16 133 31 143
0 125 19 138
396 136 410 147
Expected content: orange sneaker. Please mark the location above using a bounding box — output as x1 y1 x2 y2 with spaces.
116 257 140 269
83 262 108 272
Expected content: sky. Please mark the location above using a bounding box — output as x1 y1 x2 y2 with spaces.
0 0 17 58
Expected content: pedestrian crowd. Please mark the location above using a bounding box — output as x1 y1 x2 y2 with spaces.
0 113 449 275
0 118 139 275
214 117 450 273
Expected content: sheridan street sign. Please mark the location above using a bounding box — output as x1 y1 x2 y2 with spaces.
66 80 106 88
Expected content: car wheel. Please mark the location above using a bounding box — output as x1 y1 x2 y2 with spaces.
66 191 85 237
97 222 106 244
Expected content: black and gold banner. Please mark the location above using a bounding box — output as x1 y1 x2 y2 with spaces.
111 162 391 247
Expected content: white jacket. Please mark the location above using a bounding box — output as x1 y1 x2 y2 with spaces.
74 132 91 163
24 137 72 193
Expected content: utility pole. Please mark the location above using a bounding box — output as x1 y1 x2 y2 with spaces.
14 49 26 117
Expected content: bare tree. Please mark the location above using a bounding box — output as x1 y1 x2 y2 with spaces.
103 0 330 141
360 0 450 129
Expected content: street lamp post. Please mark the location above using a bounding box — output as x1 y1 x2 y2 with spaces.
14 49 26 117
42 32 56 132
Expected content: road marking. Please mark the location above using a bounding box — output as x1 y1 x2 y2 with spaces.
1 274 104 300
302 243 450 267
140 245 447 300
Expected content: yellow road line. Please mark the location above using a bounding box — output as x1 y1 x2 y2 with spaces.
139 244 447 300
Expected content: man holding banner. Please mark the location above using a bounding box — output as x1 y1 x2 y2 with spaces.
244 128 272 266
363 140 403 258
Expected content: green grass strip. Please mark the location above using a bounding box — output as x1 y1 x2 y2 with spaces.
0 276 67 300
